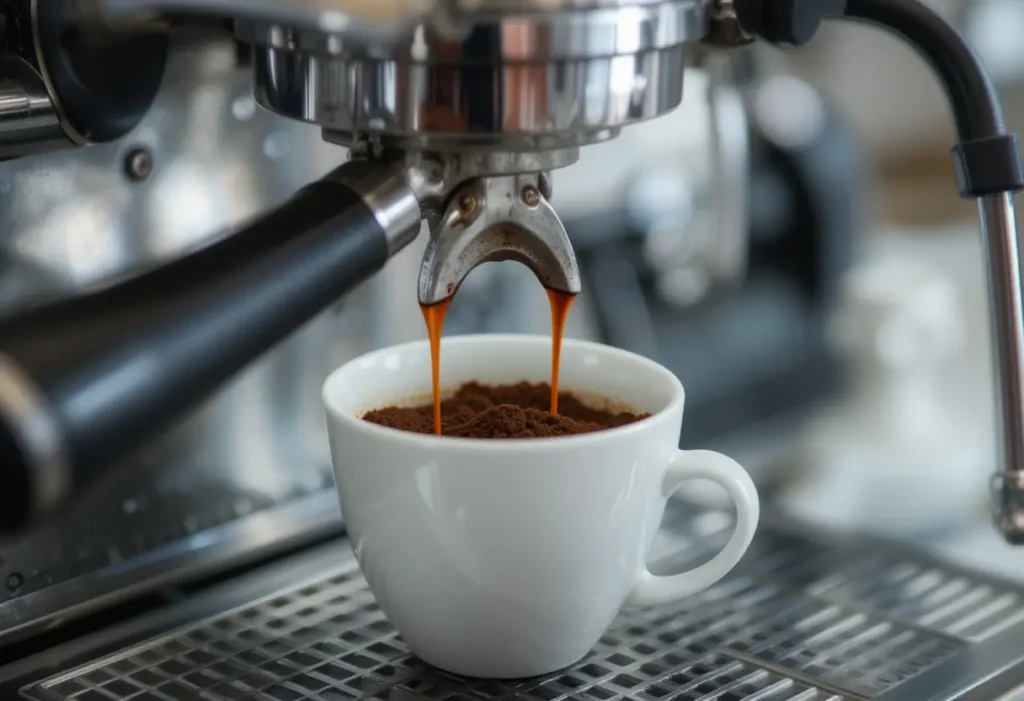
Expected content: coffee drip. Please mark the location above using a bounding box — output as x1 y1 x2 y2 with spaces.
546 289 576 415
420 288 577 436
421 298 452 436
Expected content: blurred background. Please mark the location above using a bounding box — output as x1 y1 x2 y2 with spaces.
1 0 1024 656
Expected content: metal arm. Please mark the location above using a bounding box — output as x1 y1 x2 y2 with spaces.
831 0 1024 542
723 0 1024 542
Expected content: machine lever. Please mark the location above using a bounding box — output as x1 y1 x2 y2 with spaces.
0 160 422 535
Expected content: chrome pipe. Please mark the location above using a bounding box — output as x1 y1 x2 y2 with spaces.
981 193 1024 543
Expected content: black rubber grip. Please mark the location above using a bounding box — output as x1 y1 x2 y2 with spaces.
0 177 390 533
952 135 1024 198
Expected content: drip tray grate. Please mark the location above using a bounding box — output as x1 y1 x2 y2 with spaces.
21 512 1024 701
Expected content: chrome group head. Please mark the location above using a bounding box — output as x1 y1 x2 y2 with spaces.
85 0 711 304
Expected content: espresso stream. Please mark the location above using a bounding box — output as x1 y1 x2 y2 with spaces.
419 288 577 436
420 298 452 437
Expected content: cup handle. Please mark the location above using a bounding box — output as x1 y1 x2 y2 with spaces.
626 450 760 607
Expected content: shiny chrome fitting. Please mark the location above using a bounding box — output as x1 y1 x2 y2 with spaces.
993 471 1024 545
418 174 581 305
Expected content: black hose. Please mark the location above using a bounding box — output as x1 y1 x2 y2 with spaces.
842 0 1004 141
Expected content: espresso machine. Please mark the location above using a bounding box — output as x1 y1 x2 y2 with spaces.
554 53 863 448
1 0 1024 699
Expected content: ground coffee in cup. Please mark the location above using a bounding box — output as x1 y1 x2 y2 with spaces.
362 381 650 439
421 289 577 435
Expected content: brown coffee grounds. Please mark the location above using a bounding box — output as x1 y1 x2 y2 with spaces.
362 381 651 439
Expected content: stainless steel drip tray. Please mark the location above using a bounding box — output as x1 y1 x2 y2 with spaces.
12 505 1024 701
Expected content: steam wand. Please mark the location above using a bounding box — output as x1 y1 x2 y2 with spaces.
729 0 1024 541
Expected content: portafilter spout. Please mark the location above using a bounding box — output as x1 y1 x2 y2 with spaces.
779 0 1024 542
418 174 582 306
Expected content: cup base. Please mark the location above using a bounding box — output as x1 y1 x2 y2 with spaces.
414 648 590 680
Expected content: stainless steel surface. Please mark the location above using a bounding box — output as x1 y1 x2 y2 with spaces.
252 44 689 152
16 503 1024 701
706 0 755 45
394 150 579 206
88 0 707 46
621 61 750 309
0 32 357 643
126 0 703 152
238 0 706 58
418 174 581 305
0 69 54 127
232 0 702 151
0 353 69 525
0 490 341 645
702 54 749 288
979 194 1024 544
0 32 342 290
83 0 704 153
0 58 63 157
333 161 423 256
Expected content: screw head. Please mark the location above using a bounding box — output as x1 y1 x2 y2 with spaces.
521 185 541 208
458 193 477 215
125 149 153 181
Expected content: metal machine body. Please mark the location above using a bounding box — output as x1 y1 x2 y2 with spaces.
0 0 1021 698
12 0 1009 545
555 58 863 447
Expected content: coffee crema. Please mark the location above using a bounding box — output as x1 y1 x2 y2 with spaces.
362 381 651 439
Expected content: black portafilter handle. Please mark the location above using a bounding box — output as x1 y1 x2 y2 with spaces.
0 160 422 535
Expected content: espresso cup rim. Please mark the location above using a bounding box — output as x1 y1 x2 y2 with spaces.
322 333 685 451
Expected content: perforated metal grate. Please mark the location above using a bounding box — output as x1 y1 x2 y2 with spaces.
0 457 334 604
651 522 1024 644
26 543 977 701
738 531 1024 643
28 563 858 701
29 505 1024 701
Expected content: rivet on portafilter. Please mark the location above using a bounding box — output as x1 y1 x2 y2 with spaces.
417 174 582 305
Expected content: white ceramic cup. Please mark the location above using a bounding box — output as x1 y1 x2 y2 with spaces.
322 334 759 679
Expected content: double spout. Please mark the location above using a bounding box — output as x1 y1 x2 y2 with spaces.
418 174 581 306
